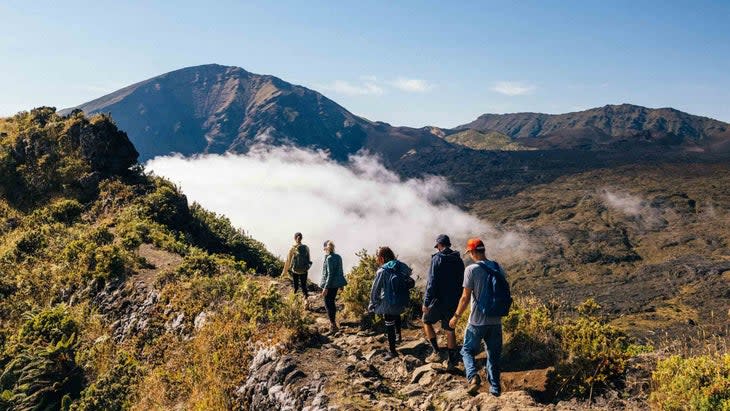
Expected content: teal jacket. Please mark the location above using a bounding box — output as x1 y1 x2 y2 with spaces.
320 253 347 289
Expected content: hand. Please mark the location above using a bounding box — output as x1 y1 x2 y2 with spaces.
422 305 430 314
449 316 458 330
321 289 328 297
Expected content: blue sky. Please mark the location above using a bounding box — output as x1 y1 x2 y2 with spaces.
1 0 729 127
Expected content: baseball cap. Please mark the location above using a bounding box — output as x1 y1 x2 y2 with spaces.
434 234 451 248
465 238 485 252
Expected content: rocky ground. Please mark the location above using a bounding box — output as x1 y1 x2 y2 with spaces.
235 290 652 411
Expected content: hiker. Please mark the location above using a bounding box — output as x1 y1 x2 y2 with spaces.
320 240 347 333
449 238 512 397
368 246 415 360
282 232 312 298
422 234 465 369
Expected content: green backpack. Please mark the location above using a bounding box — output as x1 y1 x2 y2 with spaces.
291 244 311 273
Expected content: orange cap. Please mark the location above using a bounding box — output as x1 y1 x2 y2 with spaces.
466 238 485 251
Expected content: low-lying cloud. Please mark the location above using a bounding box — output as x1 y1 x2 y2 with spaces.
600 189 663 228
146 145 528 282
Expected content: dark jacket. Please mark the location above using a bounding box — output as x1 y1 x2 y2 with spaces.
368 260 413 316
423 248 465 309
320 253 347 289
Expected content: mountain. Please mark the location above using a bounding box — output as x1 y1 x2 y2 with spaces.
60 64 449 162
457 104 730 150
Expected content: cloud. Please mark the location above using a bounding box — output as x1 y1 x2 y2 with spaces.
319 79 384 96
145 145 530 282
599 189 664 229
389 77 434 93
492 81 536 96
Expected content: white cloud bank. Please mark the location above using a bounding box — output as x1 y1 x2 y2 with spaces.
492 81 536 96
146 145 528 282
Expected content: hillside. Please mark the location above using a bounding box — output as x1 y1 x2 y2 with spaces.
0 108 300 410
60 64 450 162
440 129 534 151
457 104 730 151
469 163 730 338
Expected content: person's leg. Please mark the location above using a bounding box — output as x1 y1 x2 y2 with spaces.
324 288 337 324
484 324 503 395
292 275 300 294
300 272 309 298
423 322 439 352
443 319 458 368
395 314 402 343
384 314 398 357
460 325 484 381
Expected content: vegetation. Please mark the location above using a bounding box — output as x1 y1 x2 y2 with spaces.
0 108 296 410
651 353 730 411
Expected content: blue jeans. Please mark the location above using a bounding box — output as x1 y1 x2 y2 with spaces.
461 323 502 391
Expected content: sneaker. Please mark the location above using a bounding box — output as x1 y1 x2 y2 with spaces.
384 351 399 360
489 386 501 397
426 351 446 363
467 375 481 395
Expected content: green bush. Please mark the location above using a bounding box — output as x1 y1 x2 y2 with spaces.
651 353 730 411
70 353 140 411
0 306 83 411
49 199 83 224
340 250 378 324
502 296 560 370
549 299 652 400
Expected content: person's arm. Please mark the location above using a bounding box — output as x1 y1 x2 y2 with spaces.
449 287 471 329
422 255 439 312
320 255 330 292
368 270 383 312
281 247 293 276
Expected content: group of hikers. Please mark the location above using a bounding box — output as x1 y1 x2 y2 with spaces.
281 232 512 396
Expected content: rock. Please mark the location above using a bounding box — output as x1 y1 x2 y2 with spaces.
399 339 430 357
400 384 424 397
401 355 422 371
410 363 436 384
194 311 208 330
365 348 385 361
418 371 435 386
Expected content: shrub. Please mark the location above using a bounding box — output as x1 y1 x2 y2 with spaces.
549 299 652 400
70 353 140 411
502 296 561 370
49 199 83 224
340 250 378 324
651 353 730 411
0 306 83 411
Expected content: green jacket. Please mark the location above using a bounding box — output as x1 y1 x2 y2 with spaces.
320 253 347 289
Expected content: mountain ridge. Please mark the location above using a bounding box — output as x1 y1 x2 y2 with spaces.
60 64 449 162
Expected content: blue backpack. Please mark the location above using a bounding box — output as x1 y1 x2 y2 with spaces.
385 268 415 309
474 260 513 317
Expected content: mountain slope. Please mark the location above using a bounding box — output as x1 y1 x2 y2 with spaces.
61 64 449 162
458 104 730 150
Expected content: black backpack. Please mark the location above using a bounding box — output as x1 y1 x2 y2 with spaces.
474 260 513 317
291 244 311 273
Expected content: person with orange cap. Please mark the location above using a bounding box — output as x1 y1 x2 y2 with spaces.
449 238 512 397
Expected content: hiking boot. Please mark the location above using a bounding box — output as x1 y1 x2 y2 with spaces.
467 375 481 395
426 350 446 363
330 323 339 334
489 386 501 397
446 357 458 371
396 334 403 344
384 351 399 360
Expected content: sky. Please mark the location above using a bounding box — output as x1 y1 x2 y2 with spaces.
1 0 729 127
